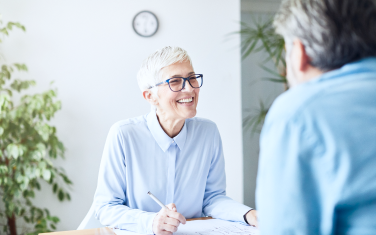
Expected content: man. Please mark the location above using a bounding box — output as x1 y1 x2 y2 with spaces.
256 0 376 234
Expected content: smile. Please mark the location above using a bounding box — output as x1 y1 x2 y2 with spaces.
177 97 193 103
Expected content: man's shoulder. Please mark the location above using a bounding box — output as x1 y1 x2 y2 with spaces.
269 58 376 122
268 70 376 124
267 83 322 123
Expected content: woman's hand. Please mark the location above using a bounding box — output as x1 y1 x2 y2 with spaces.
152 203 187 235
246 209 258 227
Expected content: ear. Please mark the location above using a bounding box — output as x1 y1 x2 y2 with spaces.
292 39 311 72
142 89 158 106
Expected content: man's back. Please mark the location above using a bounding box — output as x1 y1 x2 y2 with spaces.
256 58 376 234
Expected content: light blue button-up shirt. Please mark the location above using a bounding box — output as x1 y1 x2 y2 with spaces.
256 58 376 234
94 112 251 234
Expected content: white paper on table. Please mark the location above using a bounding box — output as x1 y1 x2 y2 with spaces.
175 219 258 235
112 228 148 235
112 219 258 235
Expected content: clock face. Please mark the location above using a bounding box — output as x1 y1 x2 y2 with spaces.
133 11 159 37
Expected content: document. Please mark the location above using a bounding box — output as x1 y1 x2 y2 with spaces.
175 219 258 235
112 219 258 235
112 228 141 235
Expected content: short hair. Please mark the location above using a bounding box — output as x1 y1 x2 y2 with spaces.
137 46 192 92
274 0 376 71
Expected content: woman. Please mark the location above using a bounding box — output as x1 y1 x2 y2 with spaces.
93 46 257 235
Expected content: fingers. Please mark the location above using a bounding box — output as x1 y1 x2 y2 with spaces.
153 208 184 235
153 212 167 235
153 204 186 235
166 210 186 224
166 203 177 211
158 231 172 235
163 224 179 233
165 204 186 224
165 217 180 227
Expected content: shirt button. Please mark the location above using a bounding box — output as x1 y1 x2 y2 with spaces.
172 140 174 143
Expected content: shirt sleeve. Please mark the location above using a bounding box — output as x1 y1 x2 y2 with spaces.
93 125 156 234
202 127 252 223
256 116 323 234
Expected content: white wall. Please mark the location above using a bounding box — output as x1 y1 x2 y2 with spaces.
0 0 242 231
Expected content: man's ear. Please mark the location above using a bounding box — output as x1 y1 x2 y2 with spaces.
292 39 311 72
143 90 158 106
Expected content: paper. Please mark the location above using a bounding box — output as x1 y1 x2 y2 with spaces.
112 219 258 235
175 219 258 235
112 228 144 235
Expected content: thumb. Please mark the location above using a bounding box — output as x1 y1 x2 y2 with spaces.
167 203 177 211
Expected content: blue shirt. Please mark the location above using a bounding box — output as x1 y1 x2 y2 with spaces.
256 58 376 234
93 111 251 234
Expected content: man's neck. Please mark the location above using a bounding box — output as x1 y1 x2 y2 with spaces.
300 66 325 83
291 66 325 87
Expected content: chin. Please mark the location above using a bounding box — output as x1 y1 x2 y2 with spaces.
183 110 197 119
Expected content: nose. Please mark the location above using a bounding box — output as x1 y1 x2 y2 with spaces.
182 80 194 92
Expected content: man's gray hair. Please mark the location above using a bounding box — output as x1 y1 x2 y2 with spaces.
137 46 192 92
274 0 376 71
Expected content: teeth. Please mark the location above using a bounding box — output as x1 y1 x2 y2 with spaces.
178 98 193 103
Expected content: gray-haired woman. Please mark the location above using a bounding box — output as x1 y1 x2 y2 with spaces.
93 46 257 235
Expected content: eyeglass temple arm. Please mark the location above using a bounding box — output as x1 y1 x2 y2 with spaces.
148 81 166 89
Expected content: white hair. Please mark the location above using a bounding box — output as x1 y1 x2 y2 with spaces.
273 0 376 71
137 46 193 111
137 46 192 91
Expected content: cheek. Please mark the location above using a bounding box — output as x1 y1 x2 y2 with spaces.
158 88 176 105
195 89 200 101
166 94 178 108
195 88 200 96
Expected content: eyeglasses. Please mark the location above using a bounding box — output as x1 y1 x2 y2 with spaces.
148 74 203 92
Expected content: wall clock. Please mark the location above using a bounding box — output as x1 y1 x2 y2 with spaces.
132 11 159 37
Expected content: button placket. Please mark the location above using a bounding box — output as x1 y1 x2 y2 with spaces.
166 144 176 205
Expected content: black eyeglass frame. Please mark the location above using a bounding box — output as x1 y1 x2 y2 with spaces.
148 74 203 92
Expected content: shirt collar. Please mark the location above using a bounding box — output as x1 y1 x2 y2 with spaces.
174 120 187 151
315 57 376 83
147 111 187 152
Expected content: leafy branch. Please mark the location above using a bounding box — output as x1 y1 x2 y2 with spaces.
243 100 269 134
237 17 287 133
0 17 72 235
0 20 26 43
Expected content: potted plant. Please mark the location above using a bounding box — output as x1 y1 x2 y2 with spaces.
238 18 287 132
0 17 72 235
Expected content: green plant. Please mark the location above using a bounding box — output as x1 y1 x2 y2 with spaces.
0 17 72 235
239 18 287 133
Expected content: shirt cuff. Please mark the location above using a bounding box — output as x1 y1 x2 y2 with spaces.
225 203 252 223
139 212 157 234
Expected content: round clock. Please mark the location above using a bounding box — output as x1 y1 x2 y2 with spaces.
132 11 159 37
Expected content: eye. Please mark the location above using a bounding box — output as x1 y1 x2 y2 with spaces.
170 78 182 83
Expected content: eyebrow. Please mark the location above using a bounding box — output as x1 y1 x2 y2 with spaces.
171 72 195 78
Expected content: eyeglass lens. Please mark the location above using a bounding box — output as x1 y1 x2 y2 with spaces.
169 75 203 92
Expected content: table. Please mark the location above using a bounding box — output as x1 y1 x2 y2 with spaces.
40 217 213 235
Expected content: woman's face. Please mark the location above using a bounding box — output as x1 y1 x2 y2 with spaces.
156 61 200 121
